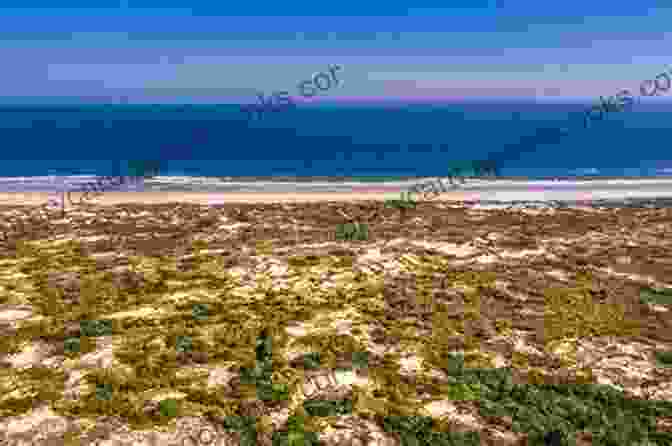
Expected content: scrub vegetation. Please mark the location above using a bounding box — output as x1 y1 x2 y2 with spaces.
0 200 671 445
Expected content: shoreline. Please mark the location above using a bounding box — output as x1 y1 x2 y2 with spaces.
4 189 672 207
5 175 672 194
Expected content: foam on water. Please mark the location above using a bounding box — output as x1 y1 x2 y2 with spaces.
0 176 145 193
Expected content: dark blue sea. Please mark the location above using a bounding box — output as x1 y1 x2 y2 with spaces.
0 101 670 180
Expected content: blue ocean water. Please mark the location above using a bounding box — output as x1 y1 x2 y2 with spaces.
0 102 670 179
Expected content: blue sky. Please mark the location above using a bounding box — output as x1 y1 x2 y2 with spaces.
2 0 672 103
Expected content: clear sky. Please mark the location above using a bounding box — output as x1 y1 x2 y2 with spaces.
2 0 672 104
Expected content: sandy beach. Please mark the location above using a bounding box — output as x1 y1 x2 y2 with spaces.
0 191 432 207
6 176 672 208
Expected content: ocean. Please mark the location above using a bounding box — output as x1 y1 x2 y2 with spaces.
0 101 671 192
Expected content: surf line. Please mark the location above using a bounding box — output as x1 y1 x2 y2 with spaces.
405 161 500 201
66 175 140 205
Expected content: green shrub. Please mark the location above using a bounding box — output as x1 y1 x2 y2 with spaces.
654 350 672 368
221 416 257 446
257 380 289 401
79 319 113 337
640 287 672 306
238 429 258 446
428 430 481 446
303 399 353 417
336 222 369 241
302 352 321 370
271 382 290 400
222 415 256 431
95 383 113 401
192 303 209 321
383 415 481 446
443 353 466 376
445 382 481 401
238 332 279 400
239 359 272 385
352 351 369 369
467 367 672 445
256 331 273 362
158 398 179 418
385 192 416 209
64 337 81 354
175 335 193 353
272 414 320 446
239 365 260 385
272 429 319 446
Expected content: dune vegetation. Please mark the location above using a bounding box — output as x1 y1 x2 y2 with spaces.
0 199 671 445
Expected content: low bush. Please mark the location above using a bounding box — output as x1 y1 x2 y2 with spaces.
336 222 369 241
159 398 179 418
383 415 480 446
95 383 113 401
302 352 322 370
384 192 417 209
439 354 672 445
640 287 672 306
79 319 114 337
191 303 209 321
303 399 353 417
351 350 369 369
175 335 193 353
63 337 81 354
654 350 672 368
221 415 258 446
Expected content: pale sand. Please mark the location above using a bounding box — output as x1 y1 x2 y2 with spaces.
0 191 465 206
3 184 672 207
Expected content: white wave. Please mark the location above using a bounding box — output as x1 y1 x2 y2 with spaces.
0 175 144 192
571 168 600 175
